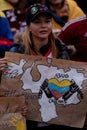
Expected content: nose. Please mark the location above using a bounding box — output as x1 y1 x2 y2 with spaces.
41 22 46 27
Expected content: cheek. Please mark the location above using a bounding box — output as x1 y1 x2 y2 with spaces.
29 26 39 33
48 23 52 33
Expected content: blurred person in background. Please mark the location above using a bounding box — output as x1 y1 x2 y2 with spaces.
0 11 13 51
58 14 87 62
39 0 85 36
0 0 26 36
74 0 87 14
52 1 70 36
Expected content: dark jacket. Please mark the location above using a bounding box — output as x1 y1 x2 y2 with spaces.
10 38 70 60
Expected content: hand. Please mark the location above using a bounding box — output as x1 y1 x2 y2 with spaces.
0 58 7 71
21 105 28 117
67 45 77 56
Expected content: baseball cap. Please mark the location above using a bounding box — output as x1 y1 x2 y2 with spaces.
25 4 53 24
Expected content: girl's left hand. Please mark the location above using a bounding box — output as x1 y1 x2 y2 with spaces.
0 58 7 71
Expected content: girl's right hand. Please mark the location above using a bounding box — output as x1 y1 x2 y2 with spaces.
0 58 7 71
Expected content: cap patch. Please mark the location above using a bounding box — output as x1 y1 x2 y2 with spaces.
31 7 38 14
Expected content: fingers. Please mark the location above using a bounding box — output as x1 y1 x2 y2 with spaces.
21 105 28 117
0 58 7 71
67 45 77 56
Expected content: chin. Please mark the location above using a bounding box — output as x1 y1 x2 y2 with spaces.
39 35 49 39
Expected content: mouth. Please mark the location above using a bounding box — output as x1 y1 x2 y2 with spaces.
40 30 48 34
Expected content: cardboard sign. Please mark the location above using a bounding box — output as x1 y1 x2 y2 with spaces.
0 113 26 130
0 52 87 128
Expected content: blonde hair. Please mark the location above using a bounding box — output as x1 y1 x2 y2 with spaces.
22 26 58 58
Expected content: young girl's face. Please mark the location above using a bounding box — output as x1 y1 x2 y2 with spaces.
28 15 52 39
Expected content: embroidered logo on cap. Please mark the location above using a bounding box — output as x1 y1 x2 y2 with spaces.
31 7 38 14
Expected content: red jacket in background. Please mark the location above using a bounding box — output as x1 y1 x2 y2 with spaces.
58 15 87 62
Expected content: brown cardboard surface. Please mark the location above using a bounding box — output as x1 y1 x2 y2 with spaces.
0 52 87 128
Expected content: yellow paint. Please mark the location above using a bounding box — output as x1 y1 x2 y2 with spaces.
9 114 26 130
48 78 71 87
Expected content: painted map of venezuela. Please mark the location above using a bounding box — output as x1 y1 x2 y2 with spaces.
2 52 87 128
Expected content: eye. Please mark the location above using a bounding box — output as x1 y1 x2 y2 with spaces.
32 19 40 24
45 19 51 23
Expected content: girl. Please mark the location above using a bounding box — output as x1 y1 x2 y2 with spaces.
0 3 70 130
